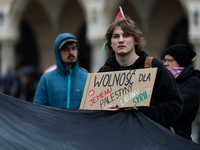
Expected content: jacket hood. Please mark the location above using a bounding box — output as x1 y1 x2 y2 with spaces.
54 33 80 75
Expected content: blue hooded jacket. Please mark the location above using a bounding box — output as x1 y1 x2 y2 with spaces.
33 33 88 109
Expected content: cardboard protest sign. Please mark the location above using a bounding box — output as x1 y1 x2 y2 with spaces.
80 68 157 110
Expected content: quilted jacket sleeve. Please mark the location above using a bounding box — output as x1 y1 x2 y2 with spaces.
33 75 48 105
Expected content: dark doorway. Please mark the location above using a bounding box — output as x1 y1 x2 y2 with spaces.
77 22 91 72
163 17 193 58
15 19 38 70
167 17 190 46
13 19 39 102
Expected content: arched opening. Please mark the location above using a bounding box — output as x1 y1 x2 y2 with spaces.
77 22 91 72
59 0 91 72
13 19 39 102
162 17 193 61
167 17 191 47
15 19 38 70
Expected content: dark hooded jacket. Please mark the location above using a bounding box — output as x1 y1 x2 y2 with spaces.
172 64 200 139
33 33 88 109
98 51 183 128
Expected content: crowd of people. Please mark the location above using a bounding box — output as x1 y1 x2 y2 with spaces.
1 66 40 102
1 14 200 143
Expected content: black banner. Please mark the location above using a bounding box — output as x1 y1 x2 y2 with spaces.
0 93 199 150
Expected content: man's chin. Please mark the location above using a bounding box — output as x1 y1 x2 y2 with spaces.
117 52 128 56
116 50 133 56
64 62 76 66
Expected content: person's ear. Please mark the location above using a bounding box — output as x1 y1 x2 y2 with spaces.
134 41 138 46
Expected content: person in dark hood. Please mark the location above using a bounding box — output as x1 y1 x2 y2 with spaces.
164 44 200 140
98 17 183 129
33 33 88 109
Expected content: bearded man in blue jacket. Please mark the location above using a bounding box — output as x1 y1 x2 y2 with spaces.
33 33 88 109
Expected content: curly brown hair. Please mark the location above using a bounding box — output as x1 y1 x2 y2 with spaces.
105 17 146 57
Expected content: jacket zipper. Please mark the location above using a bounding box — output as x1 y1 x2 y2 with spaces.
66 69 71 108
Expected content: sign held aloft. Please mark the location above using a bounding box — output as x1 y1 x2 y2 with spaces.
80 68 157 110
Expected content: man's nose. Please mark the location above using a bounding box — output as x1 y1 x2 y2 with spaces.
69 49 74 54
119 35 124 42
164 62 168 66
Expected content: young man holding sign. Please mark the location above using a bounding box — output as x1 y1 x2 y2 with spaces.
98 17 183 129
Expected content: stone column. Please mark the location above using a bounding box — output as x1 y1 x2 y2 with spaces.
78 0 116 72
0 40 16 76
192 44 200 70
0 0 20 77
90 40 108 73
183 0 200 143
187 0 200 70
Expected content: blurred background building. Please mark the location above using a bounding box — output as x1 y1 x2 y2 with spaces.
0 0 200 143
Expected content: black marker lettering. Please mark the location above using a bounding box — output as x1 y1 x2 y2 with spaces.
146 73 151 81
94 75 104 87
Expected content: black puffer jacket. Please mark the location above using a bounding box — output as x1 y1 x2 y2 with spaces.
98 51 183 128
172 64 200 139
